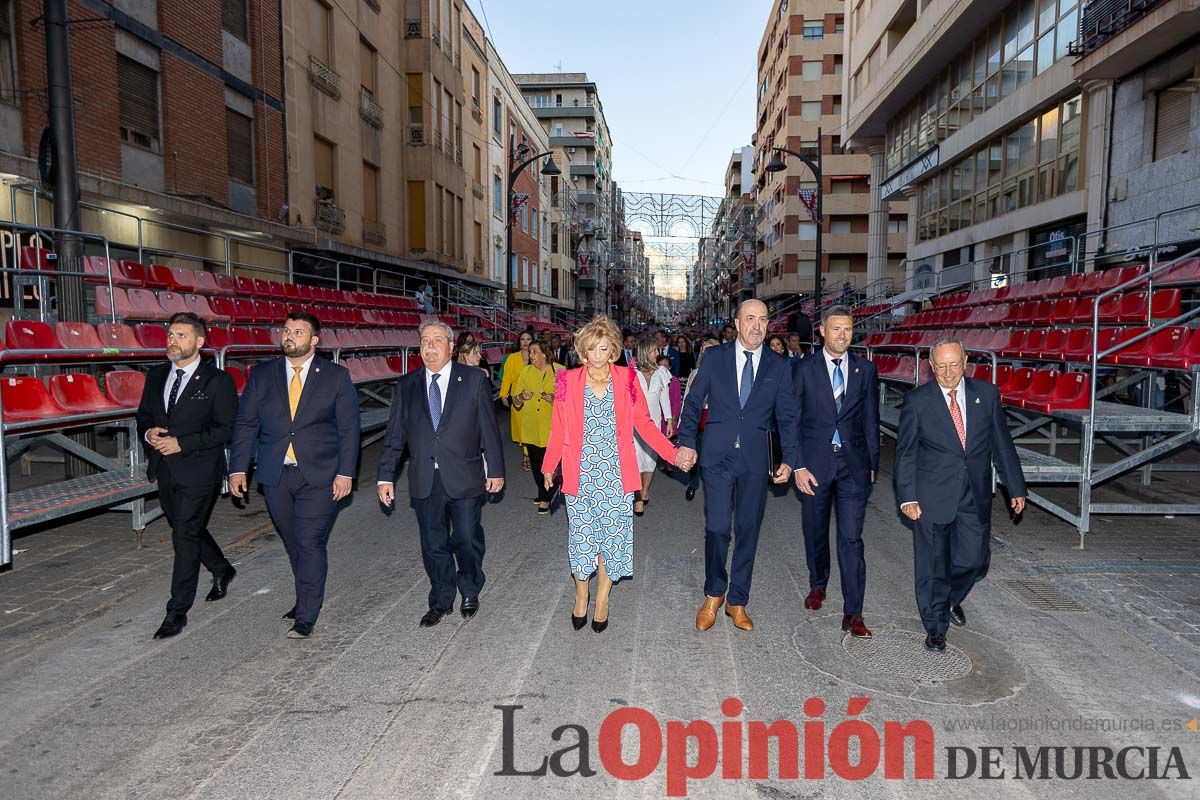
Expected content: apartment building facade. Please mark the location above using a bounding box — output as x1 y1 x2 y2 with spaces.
841 0 1197 291
755 0 905 304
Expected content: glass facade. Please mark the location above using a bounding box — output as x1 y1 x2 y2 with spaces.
884 0 1080 176
916 94 1081 242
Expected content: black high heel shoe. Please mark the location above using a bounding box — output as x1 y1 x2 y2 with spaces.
591 616 609 633
571 612 588 630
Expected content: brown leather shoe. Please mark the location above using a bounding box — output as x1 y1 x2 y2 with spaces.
725 604 753 631
804 589 825 610
696 595 724 631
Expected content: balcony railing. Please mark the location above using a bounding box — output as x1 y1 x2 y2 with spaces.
404 18 421 38
455 145 463 164
471 102 483 124
472 182 485 199
431 24 440 46
407 124 425 146
315 202 346 234
308 55 342 99
1071 0 1169 58
363 219 386 245
359 88 383 128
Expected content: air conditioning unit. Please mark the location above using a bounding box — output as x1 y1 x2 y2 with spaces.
567 147 576 154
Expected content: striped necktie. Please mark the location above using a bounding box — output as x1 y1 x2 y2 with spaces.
831 358 844 446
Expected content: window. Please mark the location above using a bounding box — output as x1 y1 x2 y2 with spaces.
803 22 823 39
531 208 538 240
407 181 425 248
798 222 817 240
473 144 482 182
117 56 160 152
887 217 908 234
471 68 480 107
801 101 821 121
312 0 332 64
492 174 503 217
834 15 844 34
492 97 502 136
831 219 852 234
362 162 380 225
521 202 528 233
222 0 248 42
1154 81 1193 161
225 109 254 184
551 222 559 254
0 0 13 104
313 135 335 199
801 61 822 81
407 73 422 124
360 39 377 94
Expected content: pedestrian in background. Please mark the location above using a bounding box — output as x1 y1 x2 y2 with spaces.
511 340 562 514
499 330 534 471
633 339 674 516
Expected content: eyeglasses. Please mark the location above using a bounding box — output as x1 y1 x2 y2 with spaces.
930 362 965 374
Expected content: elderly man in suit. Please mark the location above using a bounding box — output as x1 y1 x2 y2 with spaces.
894 336 1027 653
677 299 799 632
137 312 239 639
229 311 361 639
792 305 880 638
377 320 505 627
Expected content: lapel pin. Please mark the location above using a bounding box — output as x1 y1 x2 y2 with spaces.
974 397 980 404
315 367 320 373
457 376 462 382
854 367 859 373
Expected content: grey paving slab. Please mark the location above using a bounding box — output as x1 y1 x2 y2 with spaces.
0 423 1198 799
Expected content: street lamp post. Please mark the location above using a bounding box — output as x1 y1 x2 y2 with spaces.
764 133 823 312
506 137 560 314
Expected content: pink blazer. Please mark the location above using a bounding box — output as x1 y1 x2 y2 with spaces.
543 364 678 496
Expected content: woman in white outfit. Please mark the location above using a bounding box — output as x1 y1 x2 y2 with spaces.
633 337 674 516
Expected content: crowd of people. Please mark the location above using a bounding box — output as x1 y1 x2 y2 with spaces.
138 299 1027 655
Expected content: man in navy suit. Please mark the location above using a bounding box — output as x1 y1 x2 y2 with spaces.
229 312 361 639
894 336 1027 653
655 329 681 376
791 305 880 638
377 320 505 627
678 299 799 632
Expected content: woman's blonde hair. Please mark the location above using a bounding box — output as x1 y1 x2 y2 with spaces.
635 336 660 373
573 314 622 364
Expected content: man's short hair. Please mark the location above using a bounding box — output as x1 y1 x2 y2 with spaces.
930 336 966 359
167 311 206 339
821 304 854 324
285 310 321 336
418 317 455 342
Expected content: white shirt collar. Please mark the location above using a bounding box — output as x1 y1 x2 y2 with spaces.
168 356 202 379
426 361 453 384
286 352 316 375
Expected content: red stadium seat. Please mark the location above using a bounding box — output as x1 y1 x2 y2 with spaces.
248 327 274 346
1079 271 1106 295
1158 256 1200 286
202 327 232 350
147 265 180 290
186 293 232 323
1149 328 1200 369
385 355 407 374
231 298 257 323
1110 326 1187 367
6 319 63 350
972 364 994 383
1015 368 1062 409
49 373 123 412
266 300 287 322
213 274 238 295
126 288 170 320
998 330 1027 358
96 322 141 349
235 276 256 296
1 376 67 421
1099 326 1150 364
251 299 274 322
1045 276 1066 297
283 283 303 302
1096 293 1123 324
191 270 221 295
993 364 1013 388
251 278 271 297
1038 329 1069 359
169 268 198 292
55 321 103 350
264 280 287 299
94 285 136 320
1060 273 1086 296
229 328 254 346
1069 295 1097 323
1060 329 1093 361
999 366 1036 403
116 260 149 287
223 365 246 394
20 246 56 271
1149 289 1181 320
104 370 146 407
84 256 133 285
207 295 238 321
1022 371 1091 413
157 291 189 316
133 323 167 349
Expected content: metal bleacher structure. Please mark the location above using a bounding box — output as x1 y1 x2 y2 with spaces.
853 208 1200 546
0 218 583 570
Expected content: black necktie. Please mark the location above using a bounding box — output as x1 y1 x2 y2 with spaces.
167 368 185 415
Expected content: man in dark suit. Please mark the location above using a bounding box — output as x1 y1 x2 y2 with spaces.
137 312 239 639
616 331 637 367
791 305 880 638
655 329 681 376
678 299 799 632
229 312 360 639
894 336 1027 653
377 320 505 627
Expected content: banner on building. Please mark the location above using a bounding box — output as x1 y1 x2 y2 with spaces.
797 189 820 224
511 193 530 223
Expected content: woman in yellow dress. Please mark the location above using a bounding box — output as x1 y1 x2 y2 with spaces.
511 340 563 514
499 330 534 470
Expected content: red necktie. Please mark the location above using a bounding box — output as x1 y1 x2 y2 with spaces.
948 388 966 449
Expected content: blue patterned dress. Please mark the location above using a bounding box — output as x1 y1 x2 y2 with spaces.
566 383 635 580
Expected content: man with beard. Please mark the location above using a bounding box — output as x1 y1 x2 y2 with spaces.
229 312 360 639
137 312 239 639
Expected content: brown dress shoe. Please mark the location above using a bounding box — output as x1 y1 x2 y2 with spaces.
725 604 754 631
804 589 825 610
841 614 873 638
696 595 724 631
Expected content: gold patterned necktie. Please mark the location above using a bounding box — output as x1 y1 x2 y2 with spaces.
286 365 302 462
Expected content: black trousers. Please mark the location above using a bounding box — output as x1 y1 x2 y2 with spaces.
263 465 339 625
413 470 486 610
158 464 231 616
912 484 990 636
525 444 552 503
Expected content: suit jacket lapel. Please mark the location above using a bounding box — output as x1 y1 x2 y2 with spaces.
963 378 985 451
439 362 463 425
292 359 326 423
414 369 434 430
930 380 962 449
168 363 207 418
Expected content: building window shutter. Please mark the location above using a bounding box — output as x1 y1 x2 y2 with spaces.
226 109 254 184
313 136 335 198
117 56 160 152
222 0 248 41
1154 83 1192 161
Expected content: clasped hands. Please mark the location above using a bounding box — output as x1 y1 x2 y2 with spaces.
144 427 182 456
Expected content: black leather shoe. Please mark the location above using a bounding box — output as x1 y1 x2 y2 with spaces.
949 604 966 627
282 606 296 621
685 487 696 501
591 615 609 633
205 567 236 602
924 633 946 652
420 607 453 627
571 613 588 630
461 597 480 619
287 622 314 639
153 614 187 639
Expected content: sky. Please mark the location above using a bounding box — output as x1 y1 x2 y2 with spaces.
477 0 771 200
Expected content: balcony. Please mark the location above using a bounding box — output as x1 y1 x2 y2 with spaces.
549 135 595 148
315 202 346 234
472 181 485 199
308 55 342 99
471 102 483 124
363 219 386 245
404 18 421 38
532 105 596 120
431 24 440 47
575 191 597 205
359 88 383 129
569 163 596 177
1072 0 1170 58
407 124 425 146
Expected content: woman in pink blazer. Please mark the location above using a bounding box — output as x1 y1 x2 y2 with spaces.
543 315 688 633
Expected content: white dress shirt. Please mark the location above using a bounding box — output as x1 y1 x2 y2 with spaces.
144 355 201 444
379 361 453 484
734 343 763 397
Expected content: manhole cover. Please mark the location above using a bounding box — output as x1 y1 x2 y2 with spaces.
843 630 973 682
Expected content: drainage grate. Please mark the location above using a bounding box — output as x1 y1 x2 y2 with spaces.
1000 579 1088 612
